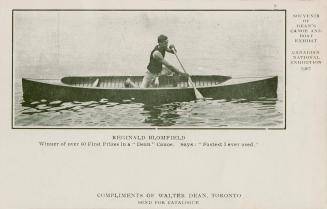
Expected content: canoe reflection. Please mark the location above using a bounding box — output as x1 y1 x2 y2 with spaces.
17 97 283 127
143 103 182 126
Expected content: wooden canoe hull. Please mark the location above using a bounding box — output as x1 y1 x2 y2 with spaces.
22 76 278 104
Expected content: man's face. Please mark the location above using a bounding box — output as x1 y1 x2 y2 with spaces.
159 39 168 48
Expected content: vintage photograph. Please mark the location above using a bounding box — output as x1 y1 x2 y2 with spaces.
13 10 285 128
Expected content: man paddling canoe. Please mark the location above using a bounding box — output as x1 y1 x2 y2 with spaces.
140 34 188 88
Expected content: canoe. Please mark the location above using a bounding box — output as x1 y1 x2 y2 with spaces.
22 75 278 104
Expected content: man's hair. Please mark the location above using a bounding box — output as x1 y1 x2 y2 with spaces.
157 34 168 43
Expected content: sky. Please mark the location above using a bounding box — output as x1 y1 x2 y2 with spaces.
14 11 285 79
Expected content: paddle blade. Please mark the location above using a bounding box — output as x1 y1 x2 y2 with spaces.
187 77 205 100
193 87 205 100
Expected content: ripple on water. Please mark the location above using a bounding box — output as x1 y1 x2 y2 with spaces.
15 97 284 127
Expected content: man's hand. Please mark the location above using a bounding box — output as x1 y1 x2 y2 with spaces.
179 72 189 78
169 44 176 53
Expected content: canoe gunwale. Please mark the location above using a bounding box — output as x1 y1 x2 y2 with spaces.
22 76 278 104
23 75 277 91
23 76 278 91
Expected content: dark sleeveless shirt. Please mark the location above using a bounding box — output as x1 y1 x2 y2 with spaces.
147 45 166 74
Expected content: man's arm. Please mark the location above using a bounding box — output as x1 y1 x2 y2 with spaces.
153 51 180 74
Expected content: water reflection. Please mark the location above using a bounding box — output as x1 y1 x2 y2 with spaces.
143 103 183 126
20 99 119 115
16 97 283 127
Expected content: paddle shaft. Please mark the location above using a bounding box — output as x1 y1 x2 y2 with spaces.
172 49 195 88
172 48 204 100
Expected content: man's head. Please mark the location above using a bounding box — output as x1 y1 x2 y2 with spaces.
157 34 168 48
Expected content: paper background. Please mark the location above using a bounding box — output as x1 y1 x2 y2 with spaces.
0 0 326 209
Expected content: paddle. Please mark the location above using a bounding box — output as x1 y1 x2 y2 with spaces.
172 48 205 100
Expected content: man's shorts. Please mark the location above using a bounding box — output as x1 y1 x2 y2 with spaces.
140 68 174 88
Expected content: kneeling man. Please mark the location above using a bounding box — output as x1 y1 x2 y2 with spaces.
140 34 188 88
